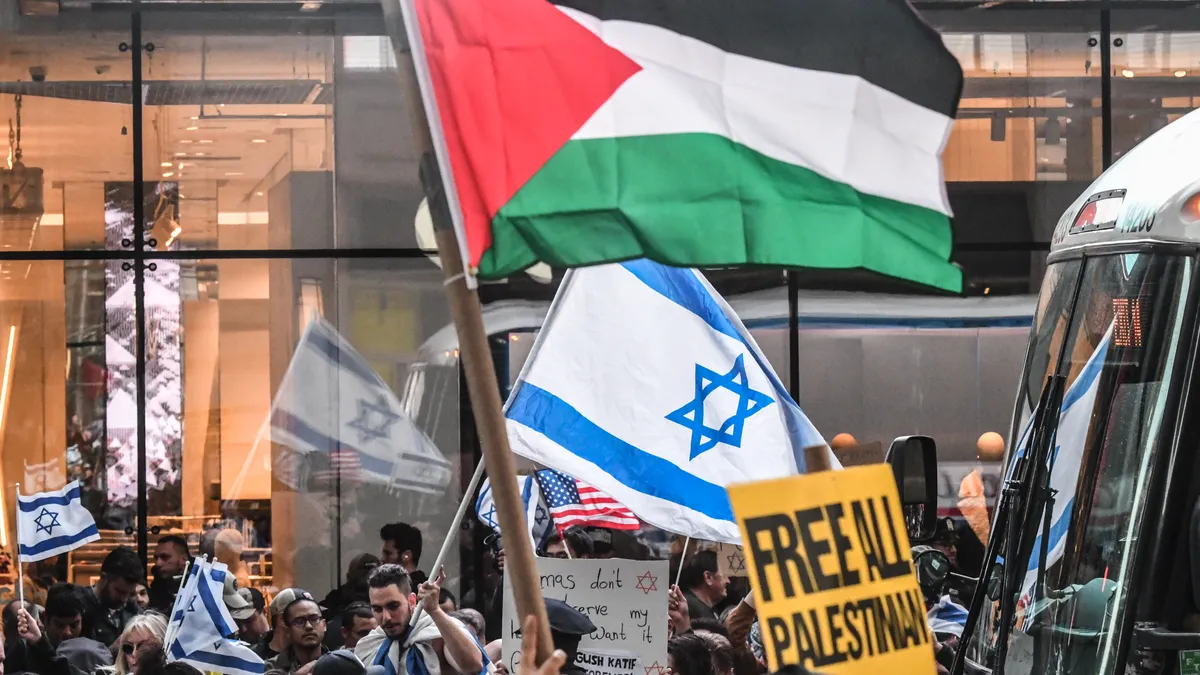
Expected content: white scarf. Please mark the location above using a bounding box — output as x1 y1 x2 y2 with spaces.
354 611 444 675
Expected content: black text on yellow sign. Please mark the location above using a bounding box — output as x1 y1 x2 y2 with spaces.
728 464 935 675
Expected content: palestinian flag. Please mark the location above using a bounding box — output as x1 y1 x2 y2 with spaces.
406 0 964 291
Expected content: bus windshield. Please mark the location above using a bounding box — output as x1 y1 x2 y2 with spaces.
964 253 1193 675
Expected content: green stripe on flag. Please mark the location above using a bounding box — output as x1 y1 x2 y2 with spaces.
483 133 961 292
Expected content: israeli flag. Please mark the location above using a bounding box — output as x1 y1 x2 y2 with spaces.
270 316 452 494
475 475 553 549
17 481 100 562
505 260 838 543
1017 325 1112 603
166 558 264 675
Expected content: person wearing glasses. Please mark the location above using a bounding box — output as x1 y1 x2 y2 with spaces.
108 612 167 675
267 597 329 674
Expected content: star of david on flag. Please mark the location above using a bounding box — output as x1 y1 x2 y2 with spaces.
505 259 840 544
247 316 453 497
666 354 774 459
475 474 553 550
17 481 100 562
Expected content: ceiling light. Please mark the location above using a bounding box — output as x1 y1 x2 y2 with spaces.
1121 69 1135 78
198 139 213 144
225 172 244 177
163 172 175 177
195 152 206 156
175 152 187 156
186 126 199 131
252 139 267 144
256 191 264 196
1177 70 1188 78
161 162 173 167
180 140 193 144
190 116 199 120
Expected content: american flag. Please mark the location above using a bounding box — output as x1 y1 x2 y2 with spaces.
536 469 639 532
310 448 363 487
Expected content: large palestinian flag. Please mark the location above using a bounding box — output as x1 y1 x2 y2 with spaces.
406 0 965 291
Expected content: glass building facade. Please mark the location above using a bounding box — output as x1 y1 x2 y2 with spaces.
0 0 1189 622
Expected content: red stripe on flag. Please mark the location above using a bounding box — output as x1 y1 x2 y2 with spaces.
413 0 641 267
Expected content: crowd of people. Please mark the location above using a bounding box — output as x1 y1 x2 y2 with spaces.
0 517 961 675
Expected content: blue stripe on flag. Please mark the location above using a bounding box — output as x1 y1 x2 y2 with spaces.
306 322 383 385
18 485 83 512
18 524 98 556
198 567 235 638
1026 497 1075 573
271 410 395 476
401 452 451 468
618 259 823 462
171 640 264 674
508 383 734 522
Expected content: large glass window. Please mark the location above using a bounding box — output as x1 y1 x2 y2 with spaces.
965 254 1193 675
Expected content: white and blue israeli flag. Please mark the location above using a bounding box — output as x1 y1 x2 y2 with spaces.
1016 324 1112 603
17 481 100 562
166 558 264 675
476 475 553 549
504 259 838 544
270 316 452 494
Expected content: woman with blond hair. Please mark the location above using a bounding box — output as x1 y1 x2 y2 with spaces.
109 610 169 675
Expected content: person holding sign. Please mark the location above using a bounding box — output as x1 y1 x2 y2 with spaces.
355 565 485 675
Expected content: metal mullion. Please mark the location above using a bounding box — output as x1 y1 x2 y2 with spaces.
130 5 150 563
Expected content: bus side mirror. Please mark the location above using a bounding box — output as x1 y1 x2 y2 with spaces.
886 435 939 542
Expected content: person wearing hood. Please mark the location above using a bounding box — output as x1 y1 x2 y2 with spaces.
354 564 484 675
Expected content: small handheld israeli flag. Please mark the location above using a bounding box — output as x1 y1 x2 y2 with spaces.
166 557 264 675
475 475 552 549
17 481 100 562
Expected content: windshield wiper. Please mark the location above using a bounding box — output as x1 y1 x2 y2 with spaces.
952 374 1066 675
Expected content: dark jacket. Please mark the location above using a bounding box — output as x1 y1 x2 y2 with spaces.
148 570 183 614
80 586 140 647
253 631 282 660
266 644 330 674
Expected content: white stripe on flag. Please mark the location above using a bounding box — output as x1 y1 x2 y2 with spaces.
17 480 100 562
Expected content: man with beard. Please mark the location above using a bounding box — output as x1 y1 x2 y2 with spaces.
149 535 190 613
81 547 142 646
267 597 329 674
355 565 484 675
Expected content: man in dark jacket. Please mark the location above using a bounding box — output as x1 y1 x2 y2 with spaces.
81 547 142 646
149 535 190 613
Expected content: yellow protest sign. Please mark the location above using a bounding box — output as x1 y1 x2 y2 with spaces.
728 464 934 675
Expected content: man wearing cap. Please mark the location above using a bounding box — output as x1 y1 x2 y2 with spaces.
355 564 484 675
235 588 271 645
542 598 595 675
222 577 267 646
254 588 316 660
267 596 329 674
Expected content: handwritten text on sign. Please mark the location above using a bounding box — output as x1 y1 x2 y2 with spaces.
503 558 668 675
728 464 934 675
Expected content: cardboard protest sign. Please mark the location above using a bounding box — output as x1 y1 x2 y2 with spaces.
831 441 884 467
728 464 934 675
503 558 669 675
701 542 747 577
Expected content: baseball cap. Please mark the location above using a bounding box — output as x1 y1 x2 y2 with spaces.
270 588 315 623
223 575 255 621
313 649 386 675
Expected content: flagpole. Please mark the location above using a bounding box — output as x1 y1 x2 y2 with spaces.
379 0 554 663
409 458 486 627
162 556 193 651
673 536 689 589
13 483 21 608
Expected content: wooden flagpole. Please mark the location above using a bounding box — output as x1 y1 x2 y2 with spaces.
377 0 553 661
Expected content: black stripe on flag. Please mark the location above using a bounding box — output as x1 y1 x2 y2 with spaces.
551 0 962 118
